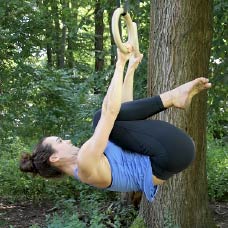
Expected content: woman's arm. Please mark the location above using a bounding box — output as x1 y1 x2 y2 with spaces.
77 47 133 176
122 54 143 103
92 53 143 129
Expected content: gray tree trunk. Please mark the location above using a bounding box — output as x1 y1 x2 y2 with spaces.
43 0 53 67
108 3 116 66
59 0 67 69
94 0 104 71
140 1 215 227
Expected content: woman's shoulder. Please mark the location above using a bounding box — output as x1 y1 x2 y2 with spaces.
77 154 112 188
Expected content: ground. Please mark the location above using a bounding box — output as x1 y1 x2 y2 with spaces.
0 198 227 228
0 199 54 228
209 202 228 228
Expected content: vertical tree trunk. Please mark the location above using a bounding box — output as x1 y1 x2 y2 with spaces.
42 0 53 67
52 0 65 68
59 24 67 68
108 3 116 66
46 43 53 67
67 0 78 68
0 79 2 95
59 0 67 69
94 0 104 71
140 1 215 227
67 39 74 68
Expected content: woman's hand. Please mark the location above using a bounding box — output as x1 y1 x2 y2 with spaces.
117 43 143 70
127 53 143 70
116 43 134 65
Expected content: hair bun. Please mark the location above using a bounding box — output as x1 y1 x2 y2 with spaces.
20 153 38 174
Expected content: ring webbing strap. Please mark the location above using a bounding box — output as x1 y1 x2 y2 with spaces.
117 0 129 15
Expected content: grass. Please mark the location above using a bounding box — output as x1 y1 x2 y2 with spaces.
207 136 228 201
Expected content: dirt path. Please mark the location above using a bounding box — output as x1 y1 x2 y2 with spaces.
0 198 227 227
0 198 55 228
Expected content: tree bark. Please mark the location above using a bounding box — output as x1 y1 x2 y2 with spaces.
94 0 104 71
59 0 67 68
52 0 66 69
43 0 53 67
140 1 215 227
66 0 78 68
108 3 116 66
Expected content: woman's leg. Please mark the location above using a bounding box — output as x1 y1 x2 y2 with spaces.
93 77 211 127
109 119 195 180
93 95 165 128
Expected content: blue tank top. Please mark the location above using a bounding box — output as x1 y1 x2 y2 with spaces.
74 141 158 202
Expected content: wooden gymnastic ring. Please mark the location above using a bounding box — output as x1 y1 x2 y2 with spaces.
112 8 140 56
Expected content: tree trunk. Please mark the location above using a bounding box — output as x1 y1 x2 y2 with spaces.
46 43 53 67
59 23 67 68
94 0 104 71
140 1 215 227
108 3 116 66
66 0 78 68
43 0 53 67
59 0 67 69
52 0 65 69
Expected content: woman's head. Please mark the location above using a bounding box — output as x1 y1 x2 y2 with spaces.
20 136 79 178
20 137 63 178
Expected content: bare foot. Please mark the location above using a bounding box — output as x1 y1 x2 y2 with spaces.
171 77 212 109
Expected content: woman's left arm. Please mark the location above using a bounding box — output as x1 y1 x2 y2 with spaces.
77 48 132 176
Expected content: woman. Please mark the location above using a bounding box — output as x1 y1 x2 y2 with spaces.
20 45 211 202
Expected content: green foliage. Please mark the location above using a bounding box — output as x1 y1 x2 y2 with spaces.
0 218 8 228
0 66 101 147
206 1 227 202
130 216 146 228
207 136 228 201
208 0 227 139
44 203 90 228
32 195 137 227
0 137 95 201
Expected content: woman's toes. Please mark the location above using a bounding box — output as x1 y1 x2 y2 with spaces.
205 83 212 88
199 77 209 83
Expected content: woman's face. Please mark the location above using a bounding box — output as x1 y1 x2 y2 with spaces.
43 136 79 164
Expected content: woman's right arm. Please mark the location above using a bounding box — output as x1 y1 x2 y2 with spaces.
92 54 143 129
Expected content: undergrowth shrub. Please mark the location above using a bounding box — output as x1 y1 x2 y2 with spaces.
44 195 137 228
207 135 228 201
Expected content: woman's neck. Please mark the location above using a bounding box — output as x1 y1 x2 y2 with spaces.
58 153 78 177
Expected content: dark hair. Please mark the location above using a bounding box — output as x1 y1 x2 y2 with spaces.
19 137 63 178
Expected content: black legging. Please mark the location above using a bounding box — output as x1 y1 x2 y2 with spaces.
93 96 195 180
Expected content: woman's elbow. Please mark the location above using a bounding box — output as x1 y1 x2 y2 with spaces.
102 102 119 117
102 95 120 119
107 104 120 116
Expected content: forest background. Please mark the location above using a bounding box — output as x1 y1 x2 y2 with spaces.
0 0 227 227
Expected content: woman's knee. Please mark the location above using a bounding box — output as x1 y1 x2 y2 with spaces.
151 133 196 180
